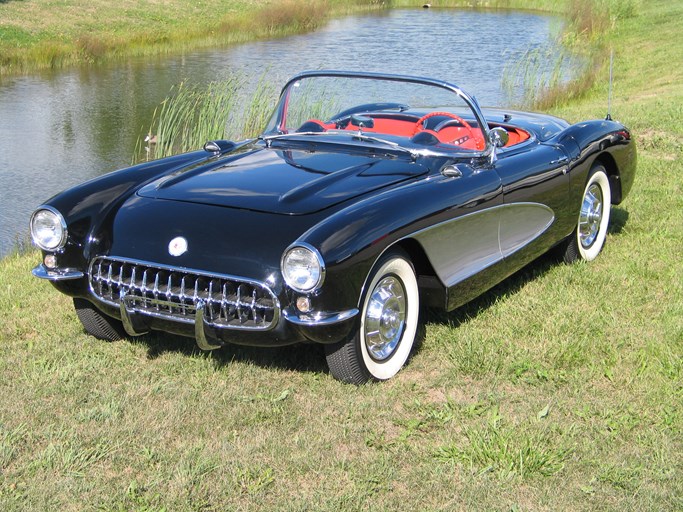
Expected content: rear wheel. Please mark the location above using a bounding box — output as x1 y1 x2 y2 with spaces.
325 250 420 384
73 298 125 341
561 163 612 263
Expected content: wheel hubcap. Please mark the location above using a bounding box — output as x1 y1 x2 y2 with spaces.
364 276 406 361
579 183 603 248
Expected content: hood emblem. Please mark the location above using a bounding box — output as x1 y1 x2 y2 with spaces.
168 236 188 257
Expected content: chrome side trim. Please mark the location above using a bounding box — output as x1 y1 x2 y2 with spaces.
411 202 554 287
411 207 501 288
499 203 554 257
282 308 359 326
32 264 84 281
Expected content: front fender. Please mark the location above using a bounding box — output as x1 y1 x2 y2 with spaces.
293 163 503 314
38 151 214 273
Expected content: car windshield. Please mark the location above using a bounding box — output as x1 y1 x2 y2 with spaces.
262 72 489 155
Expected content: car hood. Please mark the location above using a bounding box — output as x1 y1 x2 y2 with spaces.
137 144 426 215
106 193 320 283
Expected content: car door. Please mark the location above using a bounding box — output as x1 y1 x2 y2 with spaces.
409 158 506 311
492 142 572 268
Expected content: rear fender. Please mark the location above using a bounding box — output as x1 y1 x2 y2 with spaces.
550 119 636 208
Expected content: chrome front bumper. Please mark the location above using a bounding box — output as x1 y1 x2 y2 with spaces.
34 256 360 348
32 264 84 281
118 292 232 350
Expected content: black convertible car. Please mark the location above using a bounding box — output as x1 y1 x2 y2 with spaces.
30 71 636 384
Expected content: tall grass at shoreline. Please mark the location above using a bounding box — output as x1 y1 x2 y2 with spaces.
136 77 278 161
502 46 581 107
0 0 633 78
0 0 642 78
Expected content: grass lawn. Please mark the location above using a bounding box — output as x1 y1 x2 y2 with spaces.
1 0 682 510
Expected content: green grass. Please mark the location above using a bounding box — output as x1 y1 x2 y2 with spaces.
2 0 683 510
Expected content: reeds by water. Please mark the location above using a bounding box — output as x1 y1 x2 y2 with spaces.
502 0 639 109
137 77 278 161
137 0 641 160
502 46 585 108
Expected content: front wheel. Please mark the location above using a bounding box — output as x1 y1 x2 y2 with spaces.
325 250 420 384
561 163 612 263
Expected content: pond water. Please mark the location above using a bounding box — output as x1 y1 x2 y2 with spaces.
0 8 566 257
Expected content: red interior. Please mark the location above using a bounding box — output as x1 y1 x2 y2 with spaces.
300 115 530 150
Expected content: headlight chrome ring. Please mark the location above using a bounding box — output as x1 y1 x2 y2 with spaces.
30 206 67 252
281 243 325 293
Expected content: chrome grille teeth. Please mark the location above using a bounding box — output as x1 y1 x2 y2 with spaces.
96 261 105 298
107 264 114 299
89 256 278 330
166 275 173 302
180 276 188 316
153 272 160 311
221 283 229 320
208 280 215 322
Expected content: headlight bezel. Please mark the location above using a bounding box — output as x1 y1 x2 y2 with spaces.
281 243 325 293
30 206 68 252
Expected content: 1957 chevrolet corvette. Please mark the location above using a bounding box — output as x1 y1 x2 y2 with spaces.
30 71 636 383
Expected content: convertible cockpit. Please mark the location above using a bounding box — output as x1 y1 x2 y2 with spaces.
296 110 530 150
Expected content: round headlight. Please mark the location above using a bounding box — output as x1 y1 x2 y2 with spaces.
281 244 325 293
30 207 67 251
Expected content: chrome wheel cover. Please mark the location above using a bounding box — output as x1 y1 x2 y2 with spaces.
364 276 406 361
579 182 603 249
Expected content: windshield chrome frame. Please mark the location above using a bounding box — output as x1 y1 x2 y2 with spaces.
264 70 493 160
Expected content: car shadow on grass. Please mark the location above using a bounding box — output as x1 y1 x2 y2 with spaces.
609 207 629 235
425 248 560 329
133 327 329 376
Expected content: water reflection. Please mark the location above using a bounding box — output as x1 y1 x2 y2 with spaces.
0 9 564 256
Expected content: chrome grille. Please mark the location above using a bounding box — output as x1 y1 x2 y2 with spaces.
89 256 279 330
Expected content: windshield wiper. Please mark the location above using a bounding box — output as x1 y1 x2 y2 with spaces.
260 132 324 147
350 133 416 158
260 131 417 159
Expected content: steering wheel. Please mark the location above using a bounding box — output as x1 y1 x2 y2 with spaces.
413 111 475 141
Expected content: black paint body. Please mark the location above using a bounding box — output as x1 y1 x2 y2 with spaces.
34 73 637 349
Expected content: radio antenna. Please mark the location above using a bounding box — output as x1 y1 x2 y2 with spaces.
606 49 614 121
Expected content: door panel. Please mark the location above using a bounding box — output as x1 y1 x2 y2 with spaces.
494 144 570 260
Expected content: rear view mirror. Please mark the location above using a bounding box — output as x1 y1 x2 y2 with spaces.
489 126 509 148
350 114 374 129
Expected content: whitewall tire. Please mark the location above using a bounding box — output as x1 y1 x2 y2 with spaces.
562 163 612 263
325 250 420 384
